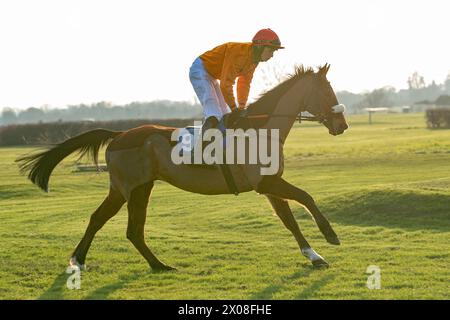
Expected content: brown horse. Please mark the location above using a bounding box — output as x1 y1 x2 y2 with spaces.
16 64 348 271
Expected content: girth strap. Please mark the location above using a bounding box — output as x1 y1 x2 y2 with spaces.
219 163 239 196
216 120 239 196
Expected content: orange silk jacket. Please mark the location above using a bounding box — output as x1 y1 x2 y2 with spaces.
200 42 258 110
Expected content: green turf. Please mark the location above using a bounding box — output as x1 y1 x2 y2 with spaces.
0 113 449 299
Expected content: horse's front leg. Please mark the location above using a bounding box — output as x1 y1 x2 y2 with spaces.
258 176 340 245
266 195 329 268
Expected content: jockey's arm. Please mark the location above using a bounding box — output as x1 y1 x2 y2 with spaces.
237 68 256 109
219 68 238 111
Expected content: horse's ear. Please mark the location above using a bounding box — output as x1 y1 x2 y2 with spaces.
319 63 330 78
324 63 330 74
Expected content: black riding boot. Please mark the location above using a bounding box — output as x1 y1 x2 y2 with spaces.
201 116 219 135
197 116 219 155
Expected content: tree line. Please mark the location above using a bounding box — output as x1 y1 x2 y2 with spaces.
1 100 202 126
337 71 450 114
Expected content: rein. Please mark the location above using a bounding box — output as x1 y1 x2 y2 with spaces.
244 103 346 124
245 112 325 124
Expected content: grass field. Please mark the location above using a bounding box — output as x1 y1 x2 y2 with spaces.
0 113 449 300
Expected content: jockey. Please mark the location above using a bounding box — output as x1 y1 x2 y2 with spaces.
189 28 285 133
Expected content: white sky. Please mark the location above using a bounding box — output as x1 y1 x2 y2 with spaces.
0 0 449 110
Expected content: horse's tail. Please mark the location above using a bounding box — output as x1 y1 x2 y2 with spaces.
16 129 122 192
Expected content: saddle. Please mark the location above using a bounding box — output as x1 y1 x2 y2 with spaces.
176 120 227 164
175 111 252 196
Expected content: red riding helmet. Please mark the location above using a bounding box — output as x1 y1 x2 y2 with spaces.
252 28 285 49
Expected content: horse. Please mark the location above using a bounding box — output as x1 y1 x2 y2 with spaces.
16 64 349 271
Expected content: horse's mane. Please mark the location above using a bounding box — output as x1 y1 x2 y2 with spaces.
245 65 321 116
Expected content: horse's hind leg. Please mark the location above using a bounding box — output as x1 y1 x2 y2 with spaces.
266 195 329 268
70 187 126 268
127 181 175 271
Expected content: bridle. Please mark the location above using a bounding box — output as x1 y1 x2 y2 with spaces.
298 79 346 124
297 112 326 123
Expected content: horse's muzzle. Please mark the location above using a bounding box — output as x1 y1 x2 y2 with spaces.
329 119 349 136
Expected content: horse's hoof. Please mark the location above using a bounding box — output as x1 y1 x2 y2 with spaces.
69 256 86 271
151 264 177 272
319 222 340 245
325 234 341 246
312 259 329 268
301 248 329 268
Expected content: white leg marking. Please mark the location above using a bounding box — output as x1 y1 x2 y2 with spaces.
301 247 325 262
69 256 86 271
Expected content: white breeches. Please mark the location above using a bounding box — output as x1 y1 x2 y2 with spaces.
189 57 231 121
